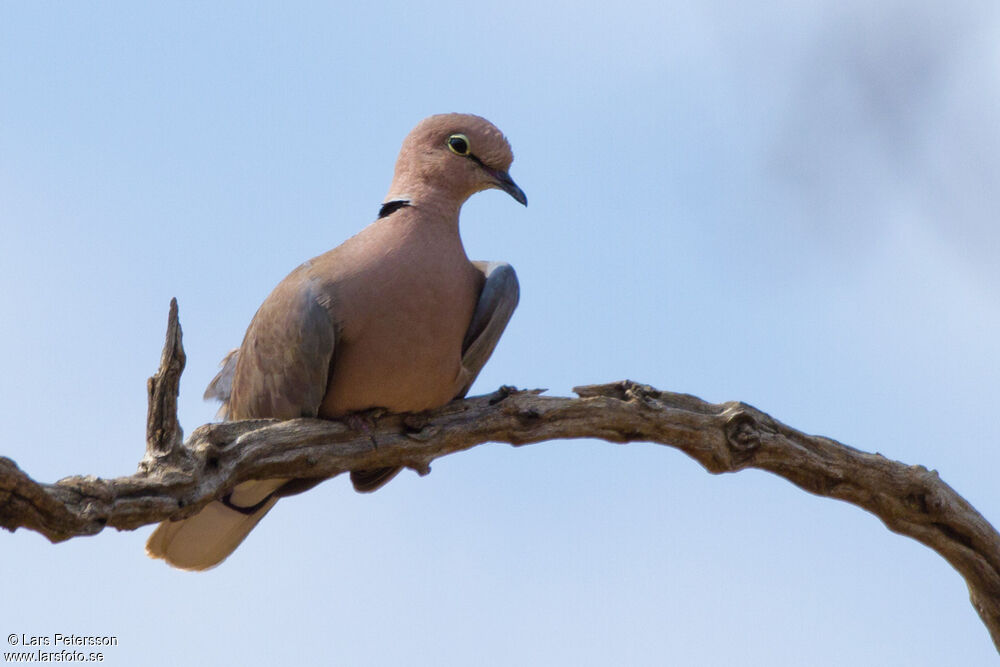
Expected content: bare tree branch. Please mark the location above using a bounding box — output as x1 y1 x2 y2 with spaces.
142 297 186 469
1 303 999 653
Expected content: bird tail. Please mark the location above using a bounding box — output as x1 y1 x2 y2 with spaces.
145 479 284 571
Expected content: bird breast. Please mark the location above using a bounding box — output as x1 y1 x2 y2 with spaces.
316 218 483 416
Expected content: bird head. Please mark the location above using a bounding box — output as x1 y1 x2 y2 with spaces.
386 113 527 209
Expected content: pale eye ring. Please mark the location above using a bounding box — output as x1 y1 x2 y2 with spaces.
447 134 471 156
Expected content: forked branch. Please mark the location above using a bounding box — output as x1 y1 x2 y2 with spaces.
1 301 998 652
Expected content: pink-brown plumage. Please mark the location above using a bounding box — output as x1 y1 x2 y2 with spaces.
146 113 525 570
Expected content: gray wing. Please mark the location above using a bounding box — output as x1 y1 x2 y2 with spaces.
205 267 337 422
457 260 520 398
350 261 519 494
229 273 337 420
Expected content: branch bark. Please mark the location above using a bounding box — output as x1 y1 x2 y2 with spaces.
1 303 999 653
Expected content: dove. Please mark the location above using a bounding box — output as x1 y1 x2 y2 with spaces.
146 113 525 570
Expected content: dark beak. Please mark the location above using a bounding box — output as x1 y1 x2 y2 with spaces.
490 168 528 206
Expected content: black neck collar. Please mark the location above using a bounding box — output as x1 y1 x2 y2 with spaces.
378 199 411 218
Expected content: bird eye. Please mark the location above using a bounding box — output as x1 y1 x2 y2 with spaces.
447 134 470 156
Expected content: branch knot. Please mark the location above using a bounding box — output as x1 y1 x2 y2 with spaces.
724 410 762 454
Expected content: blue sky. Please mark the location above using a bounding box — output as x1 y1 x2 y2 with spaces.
2 1 999 664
